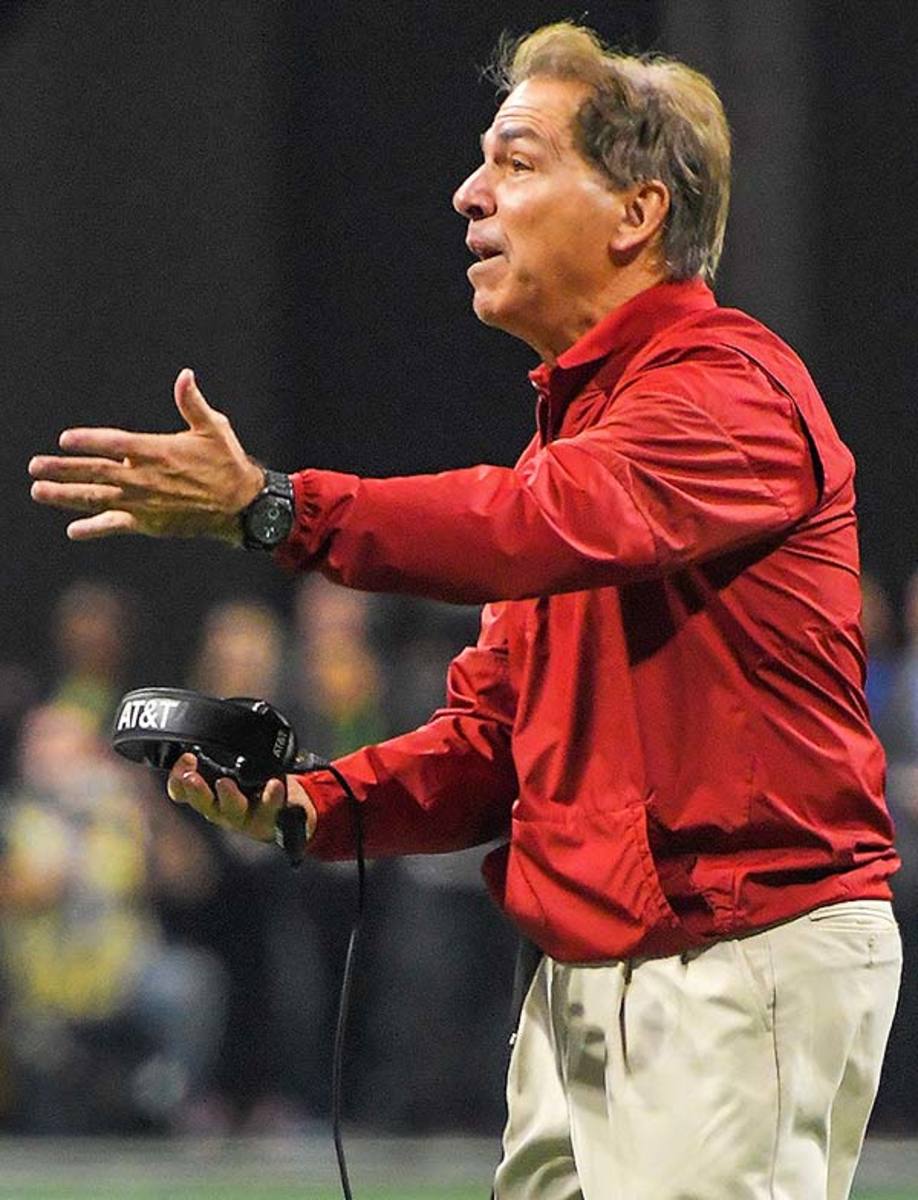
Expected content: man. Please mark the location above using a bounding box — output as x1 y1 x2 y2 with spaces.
29 22 900 1200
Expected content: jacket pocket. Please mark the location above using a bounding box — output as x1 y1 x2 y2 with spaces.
503 799 689 960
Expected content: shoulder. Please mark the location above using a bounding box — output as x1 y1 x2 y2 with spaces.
638 304 807 377
610 306 822 434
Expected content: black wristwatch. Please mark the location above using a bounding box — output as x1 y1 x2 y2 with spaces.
239 469 295 551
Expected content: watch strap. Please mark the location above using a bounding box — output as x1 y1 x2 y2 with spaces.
240 469 295 551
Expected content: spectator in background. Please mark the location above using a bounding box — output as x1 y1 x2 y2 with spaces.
872 567 918 1130
252 577 388 1128
182 597 291 1127
283 575 386 756
0 663 38 789
188 585 476 1132
49 580 134 731
0 704 225 1133
883 569 918 766
876 570 918 894
185 592 384 1130
366 595 517 1133
860 570 900 730
189 597 285 704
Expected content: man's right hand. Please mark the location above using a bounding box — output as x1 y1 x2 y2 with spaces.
166 752 317 845
29 369 265 543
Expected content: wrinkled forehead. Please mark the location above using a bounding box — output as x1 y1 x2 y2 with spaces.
485 76 594 153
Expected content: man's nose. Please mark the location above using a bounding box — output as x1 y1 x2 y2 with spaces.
452 164 495 220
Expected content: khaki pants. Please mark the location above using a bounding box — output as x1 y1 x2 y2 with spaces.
494 901 901 1200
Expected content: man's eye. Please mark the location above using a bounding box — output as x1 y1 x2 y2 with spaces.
510 158 531 173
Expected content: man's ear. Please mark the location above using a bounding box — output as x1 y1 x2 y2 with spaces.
609 180 670 260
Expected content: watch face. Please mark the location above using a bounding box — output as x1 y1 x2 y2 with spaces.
248 495 294 546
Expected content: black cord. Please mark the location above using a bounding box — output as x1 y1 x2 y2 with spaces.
300 757 366 1200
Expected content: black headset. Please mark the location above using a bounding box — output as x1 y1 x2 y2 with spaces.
111 687 315 862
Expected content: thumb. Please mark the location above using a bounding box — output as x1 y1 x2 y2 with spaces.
173 368 216 431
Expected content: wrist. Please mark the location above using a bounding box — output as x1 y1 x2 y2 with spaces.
236 460 268 512
239 468 295 551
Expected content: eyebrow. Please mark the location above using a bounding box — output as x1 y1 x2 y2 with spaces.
479 123 550 153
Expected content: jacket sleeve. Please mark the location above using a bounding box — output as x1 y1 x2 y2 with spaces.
299 602 518 860
275 345 820 604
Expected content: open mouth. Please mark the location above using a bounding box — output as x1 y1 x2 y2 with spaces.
466 235 504 263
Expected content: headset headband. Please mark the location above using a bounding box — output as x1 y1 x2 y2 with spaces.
111 687 299 793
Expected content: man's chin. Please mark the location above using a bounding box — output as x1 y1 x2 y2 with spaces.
471 288 510 331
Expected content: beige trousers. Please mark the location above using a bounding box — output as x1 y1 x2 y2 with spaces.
494 901 901 1200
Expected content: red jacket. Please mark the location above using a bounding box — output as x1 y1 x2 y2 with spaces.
277 278 898 962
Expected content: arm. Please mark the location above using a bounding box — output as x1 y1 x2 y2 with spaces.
168 604 518 858
30 349 815 596
300 601 517 859
277 347 820 602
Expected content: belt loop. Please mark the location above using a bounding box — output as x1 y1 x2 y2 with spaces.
620 958 633 1072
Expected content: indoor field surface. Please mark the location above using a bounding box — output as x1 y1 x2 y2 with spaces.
0 1136 914 1200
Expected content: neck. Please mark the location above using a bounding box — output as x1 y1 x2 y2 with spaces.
532 262 667 366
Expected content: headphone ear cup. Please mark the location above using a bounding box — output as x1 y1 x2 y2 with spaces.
226 696 299 770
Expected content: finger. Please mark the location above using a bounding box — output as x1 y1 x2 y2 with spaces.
261 778 287 821
167 754 199 803
31 480 125 511
174 368 219 432
58 427 142 457
28 455 127 484
66 511 140 541
242 777 287 842
214 776 249 826
173 766 218 821
226 777 287 843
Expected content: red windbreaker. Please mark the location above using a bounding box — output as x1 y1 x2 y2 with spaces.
277 278 898 962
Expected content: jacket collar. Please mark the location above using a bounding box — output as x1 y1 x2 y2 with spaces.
528 278 716 406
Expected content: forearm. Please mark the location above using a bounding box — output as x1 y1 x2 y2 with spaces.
300 716 517 860
276 461 658 603
277 422 811 604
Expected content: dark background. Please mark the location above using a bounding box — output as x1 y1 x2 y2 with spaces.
1 0 915 686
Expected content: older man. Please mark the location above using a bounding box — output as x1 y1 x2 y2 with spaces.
30 22 899 1200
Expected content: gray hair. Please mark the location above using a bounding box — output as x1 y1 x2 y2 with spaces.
489 22 732 283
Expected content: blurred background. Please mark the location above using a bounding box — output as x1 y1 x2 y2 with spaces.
0 0 916 1190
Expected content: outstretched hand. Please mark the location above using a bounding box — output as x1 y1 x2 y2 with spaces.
166 753 317 844
28 369 265 541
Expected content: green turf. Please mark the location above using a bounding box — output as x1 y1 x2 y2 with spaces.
853 1194 918 1200
0 1189 486 1200
859 1195 918 1200
0 1189 908 1200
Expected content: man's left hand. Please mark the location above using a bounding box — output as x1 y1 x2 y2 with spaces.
166 752 317 845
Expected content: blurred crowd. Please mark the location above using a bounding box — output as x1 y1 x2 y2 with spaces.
0 565 916 1138
0 576 516 1137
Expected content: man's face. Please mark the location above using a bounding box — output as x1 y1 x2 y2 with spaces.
453 75 623 358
